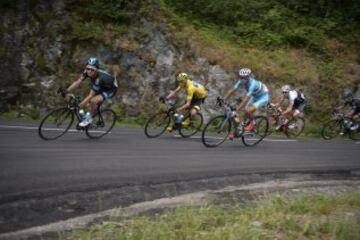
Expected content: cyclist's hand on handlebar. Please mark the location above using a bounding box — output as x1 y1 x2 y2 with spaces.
57 88 68 98
216 96 224 106
159 96 166 103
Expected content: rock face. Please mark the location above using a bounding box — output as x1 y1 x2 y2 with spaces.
0 0 242 120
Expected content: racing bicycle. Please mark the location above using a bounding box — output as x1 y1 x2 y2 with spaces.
321 111 360 140
38 89 117 140
266 104 305 138
201 98 269 147
144 97 203 138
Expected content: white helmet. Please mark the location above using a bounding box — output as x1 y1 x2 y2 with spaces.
281 85 291 93
238 68 252 78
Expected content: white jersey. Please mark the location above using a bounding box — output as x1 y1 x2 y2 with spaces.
288 90 305 105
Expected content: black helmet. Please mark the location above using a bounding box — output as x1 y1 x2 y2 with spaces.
87 57 99 68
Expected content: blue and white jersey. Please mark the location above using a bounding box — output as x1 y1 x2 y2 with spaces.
233 78 268 97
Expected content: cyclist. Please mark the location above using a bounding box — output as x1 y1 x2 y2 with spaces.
336 89 360 130
271 85 305 129
220 68 269 139
165 72 207 131
64 57 118 127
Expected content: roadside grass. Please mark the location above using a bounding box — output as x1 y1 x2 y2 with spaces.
66 191 360 240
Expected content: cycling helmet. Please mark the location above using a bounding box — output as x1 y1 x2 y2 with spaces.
281 85 291 93
87 57 99 68
238 68 252 78
176 72 189 84
343 89 353 99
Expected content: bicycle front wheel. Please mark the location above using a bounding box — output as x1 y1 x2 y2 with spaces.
202 115 231 148
321 119 342 140
285 117 305 138
144 111 171 138
349 120 360 140
179 113 204 138
241 116 269 147
86 109 117 139
38 107 74 140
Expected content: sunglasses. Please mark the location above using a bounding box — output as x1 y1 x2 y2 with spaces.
282 91 288 94
86 67 97 72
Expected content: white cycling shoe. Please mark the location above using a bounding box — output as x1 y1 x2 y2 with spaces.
79 117 93 127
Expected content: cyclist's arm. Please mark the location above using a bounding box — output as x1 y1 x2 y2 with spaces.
272 96 285 108
67 75 85 92
345 109 355 118
176 99 191 113
176 88 194 112
236 95 250 113
166 86 181 100
223 88 237 102
282 101 294 115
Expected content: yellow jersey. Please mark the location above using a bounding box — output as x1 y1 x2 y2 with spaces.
176 79 206 101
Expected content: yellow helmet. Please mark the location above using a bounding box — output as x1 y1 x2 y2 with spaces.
176 72 188 85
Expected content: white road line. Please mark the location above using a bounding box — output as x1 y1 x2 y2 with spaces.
174 134 297 142
0 125 38 130
0 125 108 134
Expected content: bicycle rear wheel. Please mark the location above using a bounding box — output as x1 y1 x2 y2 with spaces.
241 116 269 147
38 107 74 140
321 119 342 140
285 117 305 138
144 111 171 138
179 112 204 138
202 115 231 147
86 109 117 139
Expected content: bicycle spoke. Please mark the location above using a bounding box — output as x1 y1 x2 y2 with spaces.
202 115 231 147
179 113 203 138
242 116 268 147
144 112 171 138
86 109 117 139
38 108 74 140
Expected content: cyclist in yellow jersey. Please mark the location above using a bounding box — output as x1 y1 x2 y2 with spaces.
165 72 207 131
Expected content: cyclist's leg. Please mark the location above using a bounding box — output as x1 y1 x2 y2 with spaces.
190 98 204 116
89 94 105 116
244 93 269 131
80 90 96 108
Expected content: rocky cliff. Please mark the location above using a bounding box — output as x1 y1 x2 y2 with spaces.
0 0 238 121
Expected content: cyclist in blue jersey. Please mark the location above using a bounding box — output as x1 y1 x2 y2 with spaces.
336 89 360 130
64 57 118 127
220 68 269 138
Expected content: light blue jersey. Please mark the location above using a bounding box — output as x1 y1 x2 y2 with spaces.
233 78 269 109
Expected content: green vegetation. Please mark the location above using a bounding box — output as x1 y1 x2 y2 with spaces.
67 191 360 240
163 0 359 53
160 0 360 122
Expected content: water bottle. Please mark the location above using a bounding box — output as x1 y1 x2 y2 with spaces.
79 109 85 120
174 113 184 123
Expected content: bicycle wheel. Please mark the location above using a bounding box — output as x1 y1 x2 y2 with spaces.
38 107 74 140
321 119 343 140
86 109 117 139
349 121 360 141
241 116 269 147
202 115 231 147
179 112 204 138
285 117 305 138
144 111 171 138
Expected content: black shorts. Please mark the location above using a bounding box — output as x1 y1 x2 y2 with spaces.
190 97 205 108
293 98 305 112
92 85 117 101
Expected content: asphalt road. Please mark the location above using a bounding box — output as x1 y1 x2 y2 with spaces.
0 119 359 233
